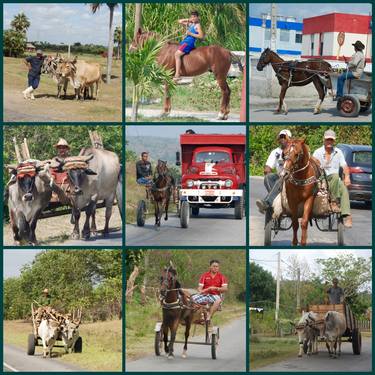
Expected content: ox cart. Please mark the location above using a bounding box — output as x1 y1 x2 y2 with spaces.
27 303 83 356
264 205 345 246
308 303 362 355
154 303 220 359
329 71 372 117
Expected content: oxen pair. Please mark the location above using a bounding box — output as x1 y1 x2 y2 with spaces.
42 54 101 100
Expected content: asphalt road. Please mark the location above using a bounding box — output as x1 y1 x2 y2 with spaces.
126 208 245 246
250 176 372 246
60 229 123 246
3 344 86 372
253 338 372 372
126 316 246 372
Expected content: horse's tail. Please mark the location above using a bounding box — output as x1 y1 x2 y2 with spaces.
230 53 244 73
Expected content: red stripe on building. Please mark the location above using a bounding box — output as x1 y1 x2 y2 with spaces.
303 13 371 35
302 55 372 63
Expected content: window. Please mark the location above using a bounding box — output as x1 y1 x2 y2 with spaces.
280 29 290 42
295 33 302 43
195 151 231 164
353 151 372 166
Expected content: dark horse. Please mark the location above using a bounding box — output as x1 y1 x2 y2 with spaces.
256 48 332 115
151 160 175 227
129 28 243 120
159 263 194 359
281 139 321 246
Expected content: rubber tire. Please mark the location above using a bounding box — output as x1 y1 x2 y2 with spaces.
337 95 361 117
27 333 36 355
191 206 200 217
337 220 344 246
352 328 361 355
74 336 82 353
211 333 217 359
180 201 190 228
136 200 146 227
264 209 273 246
234 195 244 220
154 330 162 356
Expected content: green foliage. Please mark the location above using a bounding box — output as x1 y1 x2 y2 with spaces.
11 12 30 34
249 262 276 305
126 3 246 51
4 250 122 321
250 125 372 176
3 29 27 57
32 41 106 55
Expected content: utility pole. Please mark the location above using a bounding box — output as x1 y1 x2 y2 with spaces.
266 3 277 97
296 267 301 312
275 251 281 323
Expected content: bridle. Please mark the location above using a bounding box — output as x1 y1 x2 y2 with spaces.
160 266 182 310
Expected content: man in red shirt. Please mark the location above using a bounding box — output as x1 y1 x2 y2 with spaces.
191 260 228 321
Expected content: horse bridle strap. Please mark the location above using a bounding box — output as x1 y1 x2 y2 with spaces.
161 298 182 310
288 174 317 186
152 185 170 192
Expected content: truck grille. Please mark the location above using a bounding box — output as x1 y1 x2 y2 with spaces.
200 182 220 189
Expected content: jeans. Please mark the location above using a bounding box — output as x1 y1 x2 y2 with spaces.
337 71 355 97
137 177 152 186
28 74 40 89
263 173 282 206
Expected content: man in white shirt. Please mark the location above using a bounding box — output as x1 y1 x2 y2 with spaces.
336 40 365 99
313 129 352 228
256 129 291 214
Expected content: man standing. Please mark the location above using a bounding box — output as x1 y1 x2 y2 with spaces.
136 152 153 186
191 260 228 321
313 129 352 228
256 129 292 213
327 278 344 304
335 40 365 100
22 49 46 100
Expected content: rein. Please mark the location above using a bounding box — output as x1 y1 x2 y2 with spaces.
284 148 317 187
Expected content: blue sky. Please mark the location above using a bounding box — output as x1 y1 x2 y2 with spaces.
249 3 372 21
3 3 122 45
4 250 40 278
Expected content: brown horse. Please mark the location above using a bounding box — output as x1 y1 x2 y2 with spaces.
281 139 321 246
256 48 332 115
130 28 243 120
151 160 175 228
159 263 194 359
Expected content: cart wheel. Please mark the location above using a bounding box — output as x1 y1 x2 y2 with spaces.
337 95 360 117
154 330 163 356
176 201 181 217
337 220 345 246
234 195 244 220
264 209 273 246
180 201 190 228
27 333 36 355
73 337 82 353
352 328 361 355
136 200 146 227
191 206 200 217
211 333 218 359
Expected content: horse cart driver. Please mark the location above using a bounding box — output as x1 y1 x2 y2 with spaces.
35 288 54 325
327 277 344 304
190 260 228 322
256 129 292 214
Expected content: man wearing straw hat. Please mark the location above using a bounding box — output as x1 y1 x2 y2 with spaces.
53 138 71 161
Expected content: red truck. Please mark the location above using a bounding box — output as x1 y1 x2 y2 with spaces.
176 133 246 228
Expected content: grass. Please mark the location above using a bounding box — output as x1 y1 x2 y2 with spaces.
125 116 209 122
126 301 245 361
4 52 122 122
4 319 122 372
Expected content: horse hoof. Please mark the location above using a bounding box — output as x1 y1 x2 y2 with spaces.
298 354 302 358
182 353 187 359
217 112 225 120
103 231 109 238
167 355 174 360
91 231 97 237
313 110 320 115
71 232 80 240
273 111 281 115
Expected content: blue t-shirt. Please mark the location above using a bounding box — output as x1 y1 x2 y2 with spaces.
181 23 199 47
26 55 45 76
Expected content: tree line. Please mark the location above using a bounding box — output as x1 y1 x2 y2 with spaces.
4 250 122 321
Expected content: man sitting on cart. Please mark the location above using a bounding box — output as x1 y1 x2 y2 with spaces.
136 152 153 186
256 129 292 214
312 129 352 228
335 40 365 100
191 260 228 322
327 277 344 304
35 288 54 324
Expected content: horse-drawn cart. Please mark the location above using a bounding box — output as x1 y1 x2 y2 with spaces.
308 303 361 355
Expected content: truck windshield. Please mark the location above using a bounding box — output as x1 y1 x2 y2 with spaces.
195 151 231 163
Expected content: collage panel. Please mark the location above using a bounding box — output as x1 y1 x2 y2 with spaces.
3 3 122 122
249 125 372 247
3 124 123 247
125 125 246 247
125 3 246 123
3 248 123 372
249 249 372 372
248 3 372 122
125 248 246 371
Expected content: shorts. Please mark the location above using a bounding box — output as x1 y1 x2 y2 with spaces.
28 74 40 90
191 294 221 305
137 177 152 186
178 43 195 54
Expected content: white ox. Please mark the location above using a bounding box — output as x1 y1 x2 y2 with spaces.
38 319 61 358
61 321 80 353
295 311 320 357
324 311 346 358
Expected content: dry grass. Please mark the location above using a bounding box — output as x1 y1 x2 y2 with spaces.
4 319 122 371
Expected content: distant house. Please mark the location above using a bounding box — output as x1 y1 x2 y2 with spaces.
26 43 36 52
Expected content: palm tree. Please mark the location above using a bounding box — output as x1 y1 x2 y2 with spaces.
11 12 30 35
114 26 122 60
89 3 118 84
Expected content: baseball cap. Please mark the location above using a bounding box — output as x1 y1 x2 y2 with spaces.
278 129 292 138
324 129 336 140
